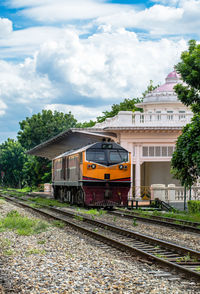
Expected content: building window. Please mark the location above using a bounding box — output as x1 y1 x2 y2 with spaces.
167 111 173 120
156 111 161 120
143 147 148 157
179 110 185 120
142 146 175 157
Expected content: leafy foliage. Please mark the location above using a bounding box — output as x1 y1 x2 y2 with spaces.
0 210 49 235
142 80 159 97
22 156 52 187
16 110 77 187
171 40 200 187
96 98 142 123
0 139 27 188
17 109 77 150
188 200 200 214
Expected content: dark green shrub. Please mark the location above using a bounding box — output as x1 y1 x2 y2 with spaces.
188 200 200 214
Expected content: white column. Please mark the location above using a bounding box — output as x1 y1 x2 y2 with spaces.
122 142 133 200
135 145 141 199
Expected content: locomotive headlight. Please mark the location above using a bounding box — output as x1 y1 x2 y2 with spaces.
119 164 124 170
91 164 96 169
87 164 91 169
124 165 128 169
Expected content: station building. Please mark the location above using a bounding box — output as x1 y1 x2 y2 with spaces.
88 70 193 197
28 70 195 203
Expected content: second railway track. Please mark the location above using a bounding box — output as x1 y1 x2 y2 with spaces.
108 210 200 234
1 194 200 281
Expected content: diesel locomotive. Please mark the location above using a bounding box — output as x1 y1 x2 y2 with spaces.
52 142 131 207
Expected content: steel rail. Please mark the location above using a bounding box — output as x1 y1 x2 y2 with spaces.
1 194 200 281
109 210 200 233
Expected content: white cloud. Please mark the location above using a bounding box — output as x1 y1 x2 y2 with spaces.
97 4 183 31
8 0 131 23
0 58 58 109
44 104 107 122
0 18 12 38
96 2 200 36
35 28 187 101
0 26 70 59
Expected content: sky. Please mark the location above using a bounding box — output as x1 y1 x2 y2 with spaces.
0 0 199 143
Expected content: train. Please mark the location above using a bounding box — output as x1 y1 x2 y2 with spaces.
52 141 131 207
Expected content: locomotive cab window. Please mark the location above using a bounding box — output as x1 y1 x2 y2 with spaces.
86 149 106 164
86 144 128 166
109 150 128 164
109 151 121 162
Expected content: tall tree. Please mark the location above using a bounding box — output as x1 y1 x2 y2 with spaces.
171 40 200 187
0 139 26 188
18 110 77 150
17 110 78 187
142 80 159 97
96 98 142 123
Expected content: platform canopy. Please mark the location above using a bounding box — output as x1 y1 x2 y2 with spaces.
26 129 116 160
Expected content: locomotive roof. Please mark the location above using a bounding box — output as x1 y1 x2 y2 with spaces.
26 129 116 160
54 142 128 160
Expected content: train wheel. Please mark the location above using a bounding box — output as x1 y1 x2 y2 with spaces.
76 189 84 205
53 186 59 199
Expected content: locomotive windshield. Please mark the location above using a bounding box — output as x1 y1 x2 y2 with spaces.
86 147 128 166
109 150 128 163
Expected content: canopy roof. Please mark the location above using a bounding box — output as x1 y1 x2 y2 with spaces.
27 129 116 160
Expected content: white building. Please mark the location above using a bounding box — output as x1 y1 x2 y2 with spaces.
91 70 193 198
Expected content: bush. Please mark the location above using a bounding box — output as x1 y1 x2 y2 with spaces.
188 200 200 214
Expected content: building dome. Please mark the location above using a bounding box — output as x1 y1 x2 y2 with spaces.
142 70 181 104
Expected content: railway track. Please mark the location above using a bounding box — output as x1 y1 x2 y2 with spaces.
107 210 200 234
1 194 200 281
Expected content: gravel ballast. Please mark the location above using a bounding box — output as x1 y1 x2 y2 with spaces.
62 207 200 252
0 200 200 293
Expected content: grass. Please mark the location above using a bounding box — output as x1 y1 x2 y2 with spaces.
175 253 197 263
195 267 200 272
37 240 46 245
52 220 65 228
0 238 14 256
113 216 117 222
28 197 70 208
0 210 49 236
26 248 46 255
0 199 5 205
76 208 107 216
74 214 84 221
123 208 200 224
154 253 166 259
3 249 14 256
132 218 138 226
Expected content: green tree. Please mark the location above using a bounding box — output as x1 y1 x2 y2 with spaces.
22 156 51 187
17 109 77 187
171 40 200 187
18 109 78 150
0 139 26 188
142 80 159 97
96 98 142 123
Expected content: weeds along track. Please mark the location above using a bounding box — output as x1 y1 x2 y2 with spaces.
108 210 200 234
1 194 200 281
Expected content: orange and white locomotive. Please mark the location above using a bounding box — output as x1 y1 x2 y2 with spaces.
52 142 131 207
